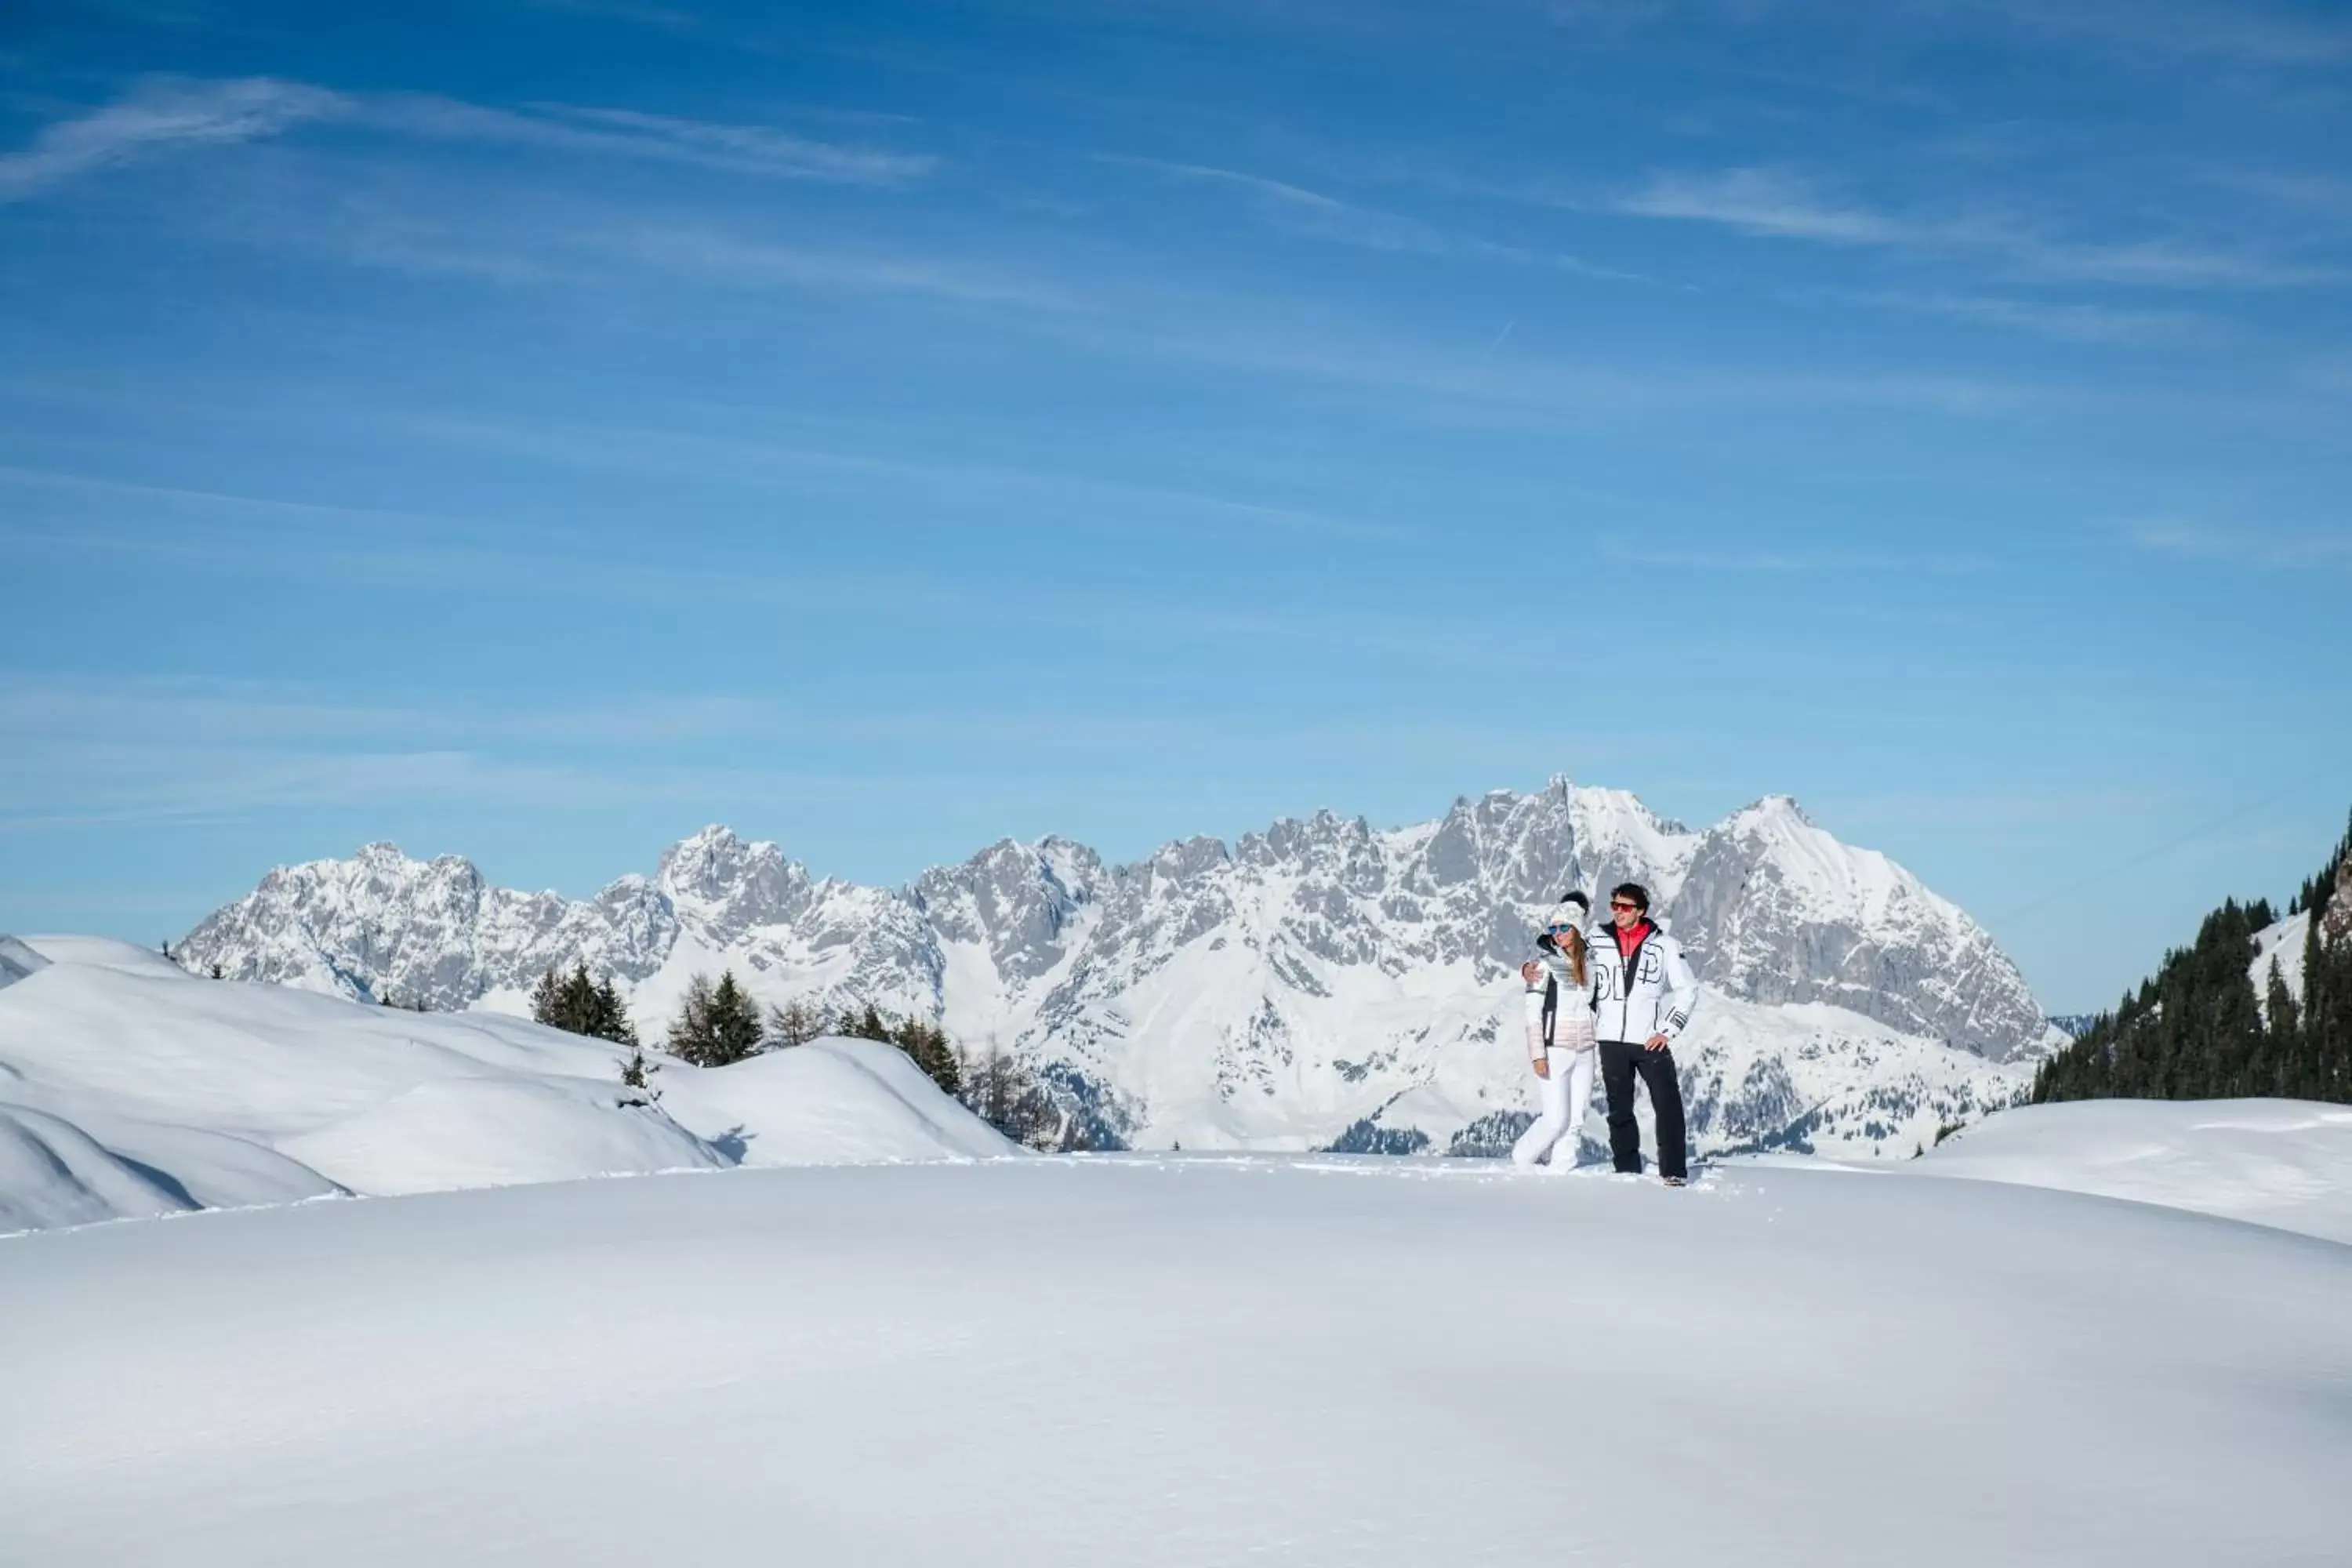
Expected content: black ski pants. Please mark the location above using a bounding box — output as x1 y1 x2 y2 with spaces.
1599 1038 1687 1181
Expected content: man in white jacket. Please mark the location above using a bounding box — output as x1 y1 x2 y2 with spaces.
1591 882 1699 1185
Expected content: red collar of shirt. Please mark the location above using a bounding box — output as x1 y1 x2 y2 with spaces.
1611 919 1654 958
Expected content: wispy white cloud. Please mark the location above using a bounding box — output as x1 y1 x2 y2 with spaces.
1830 289 2215 346
0 670 833 829
397 416 1420 544
0 76 343 202
1974 0 2352 68
367 96 936 183
2299 354 2352 397
0 670 784 750
2125 521 2352 569
2215 168 2352 218
2013 236 2337 289
1592 540 1992 574
601 224 1076 307
1617 166 2342 289
0 74 935 206
1621 166 1909 245
1105 154 1653 281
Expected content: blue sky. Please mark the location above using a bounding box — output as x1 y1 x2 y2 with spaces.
2 0 2349 1012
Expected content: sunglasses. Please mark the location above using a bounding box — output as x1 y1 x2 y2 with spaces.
1609 900 1640 911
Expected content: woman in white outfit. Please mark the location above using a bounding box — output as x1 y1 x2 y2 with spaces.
1512 894 1599 1169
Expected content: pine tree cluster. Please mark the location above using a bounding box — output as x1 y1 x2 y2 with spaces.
957 1040 1066 1149
763 997 826 1050
2033 810 2352 1106
821 1002 1069 1147
571 967 1078 1147
828 1000 962 1098
529 963 639 1045
666 971 764 1068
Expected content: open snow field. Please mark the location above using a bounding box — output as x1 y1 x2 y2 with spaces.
1911 1097 2352 1244
5 931 2350 1564
5 1155 2350 1567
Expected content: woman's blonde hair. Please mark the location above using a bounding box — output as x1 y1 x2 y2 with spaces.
1544 916 1588 988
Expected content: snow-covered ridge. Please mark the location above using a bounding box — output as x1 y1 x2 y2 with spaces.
0 936 1011 1236
176 777 2049 1157
1914 1098 2352 1244
7 1146 2348 1566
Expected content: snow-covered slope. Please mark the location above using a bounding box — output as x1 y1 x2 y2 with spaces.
0 937 1011 1234
3 1156 2343 1567
1912 1098 2352 1243
2251 909 2310 1012
176 779 2049 1158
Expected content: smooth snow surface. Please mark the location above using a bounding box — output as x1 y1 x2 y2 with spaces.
2 1156 2347 1566
0 937 1010 1233
1915 1097 2352 1243
0 1102 191 1232
2252 909 2310 1010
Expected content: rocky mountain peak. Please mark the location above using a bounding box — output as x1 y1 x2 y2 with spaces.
656 826 813 944
172 777 2053 1155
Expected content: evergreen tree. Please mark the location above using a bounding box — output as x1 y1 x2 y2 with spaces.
2034 809 2352 1109
826 1000 963 1098
2302 856 2352 1103
891 1015 960 1098
529 965 567 1028
667 971 764 1067
591 975 636 1044
531 962 637 1045
2288 808 2352 917
957 1040 1064 1149
763 997 825 1050
208 960 224 980
832 1001 894 1044
618 1041 661 1109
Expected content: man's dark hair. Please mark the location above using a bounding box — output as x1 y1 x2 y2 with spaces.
1610 882 1650 913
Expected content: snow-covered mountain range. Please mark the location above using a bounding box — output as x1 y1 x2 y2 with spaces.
176 779 2053 1157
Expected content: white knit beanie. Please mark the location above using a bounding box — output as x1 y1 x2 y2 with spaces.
1543 892 1590 933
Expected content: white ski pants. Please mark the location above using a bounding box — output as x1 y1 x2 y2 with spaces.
1511 1047 1595 1168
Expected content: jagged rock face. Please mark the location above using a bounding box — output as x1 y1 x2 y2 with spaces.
915 838 1102 985
657 828 814 944
1668 798 2043 1058
174 780 2050 1156
2323 860 2352 951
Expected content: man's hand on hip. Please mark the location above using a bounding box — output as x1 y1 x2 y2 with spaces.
1644 1033 1671 1051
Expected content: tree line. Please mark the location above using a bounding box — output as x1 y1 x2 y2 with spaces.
528 961 1069 1148
2031 810 2351 1105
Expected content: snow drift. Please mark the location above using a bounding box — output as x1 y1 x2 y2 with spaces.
1913 1096 2352 1244
0 935 1012 1233
2 1155 2344 1566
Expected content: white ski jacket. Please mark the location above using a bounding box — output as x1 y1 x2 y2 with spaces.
1588 920 1700 1046
1522 938 1599 1063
